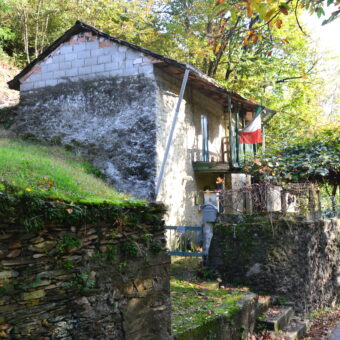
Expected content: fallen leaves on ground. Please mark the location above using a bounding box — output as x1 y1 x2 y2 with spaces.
302 306 340 340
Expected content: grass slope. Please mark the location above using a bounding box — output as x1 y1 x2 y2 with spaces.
171 279 244 334
170 257 248 335
0 137 138 205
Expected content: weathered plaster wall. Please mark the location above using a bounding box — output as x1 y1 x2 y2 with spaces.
154 67 226 226
208 215 340 314
0 195 171 339
13 75 158 199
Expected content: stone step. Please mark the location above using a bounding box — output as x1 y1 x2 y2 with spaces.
256 295 273 317
257 306 294 332
281 318 309 340
267 318 309 340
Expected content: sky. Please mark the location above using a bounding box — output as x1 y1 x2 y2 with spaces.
303 7 340 57
302 8 340 119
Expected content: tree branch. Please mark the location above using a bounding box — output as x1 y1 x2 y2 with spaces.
276 59 318 83
295 0 308 36
276 76 305 83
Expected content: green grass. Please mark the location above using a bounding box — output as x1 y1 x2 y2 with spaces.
171 278 245 334
0 137 139 205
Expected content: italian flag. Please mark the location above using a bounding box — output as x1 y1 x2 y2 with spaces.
239 113 262 144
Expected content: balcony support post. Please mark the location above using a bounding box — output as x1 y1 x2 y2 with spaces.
228 96 234 168
235 102 240 165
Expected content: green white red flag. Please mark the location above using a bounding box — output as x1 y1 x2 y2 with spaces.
239 113 262 144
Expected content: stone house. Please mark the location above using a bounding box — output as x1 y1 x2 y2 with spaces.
8 21 275 226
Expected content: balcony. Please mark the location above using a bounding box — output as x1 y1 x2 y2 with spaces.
191 135 257 172
191 137 232 173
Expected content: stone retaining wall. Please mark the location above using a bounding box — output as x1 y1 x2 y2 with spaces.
208 214 340 314
0 195 171 339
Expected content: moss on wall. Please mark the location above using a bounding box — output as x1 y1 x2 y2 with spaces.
0 193 171 339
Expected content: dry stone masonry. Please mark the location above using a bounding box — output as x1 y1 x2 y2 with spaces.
0 194 171 339
208 214 340 314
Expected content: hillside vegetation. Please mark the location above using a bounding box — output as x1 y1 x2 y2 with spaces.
0 137 137 205
0 54 19 109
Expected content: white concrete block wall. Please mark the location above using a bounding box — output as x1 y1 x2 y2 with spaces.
19 31 155 91
154 68 226 226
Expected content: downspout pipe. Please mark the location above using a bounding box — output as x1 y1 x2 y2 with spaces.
155 67 190 199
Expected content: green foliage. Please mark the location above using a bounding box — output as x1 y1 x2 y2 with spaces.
0 283 13 295
118 262 127 271
61 259 74 270
122 241 138 257
156 0 332 148
82 162 105 180
150 240 163 254
217 0 340 28
105 245 119 261
22 216 44 233
243 127 340 186
57 234 82 253
67 271 96 292
0 0 159 63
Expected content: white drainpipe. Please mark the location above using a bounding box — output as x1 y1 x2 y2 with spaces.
155 67 190 199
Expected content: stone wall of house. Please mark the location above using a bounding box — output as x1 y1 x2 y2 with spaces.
208 214 340 314
154 67 226 226
0 194 171 339
12 32 159 199
13 76 158 199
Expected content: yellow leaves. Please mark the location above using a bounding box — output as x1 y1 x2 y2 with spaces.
265 8 276 21
220 19 228 26
25 188 31 192
211 33 223 38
